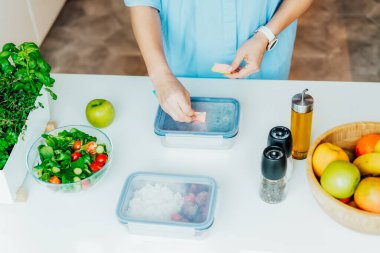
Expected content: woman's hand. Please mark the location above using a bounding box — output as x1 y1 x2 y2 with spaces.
152 73 195 123
129 7 194 123
226 32 268 79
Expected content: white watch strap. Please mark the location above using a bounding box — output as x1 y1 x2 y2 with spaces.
257 26 276 42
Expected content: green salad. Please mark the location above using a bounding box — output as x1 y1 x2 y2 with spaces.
35 128 109 184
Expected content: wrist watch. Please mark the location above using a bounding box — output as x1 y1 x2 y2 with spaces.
255 26 278 51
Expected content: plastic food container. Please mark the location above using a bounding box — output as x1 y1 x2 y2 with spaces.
116 172 218 238
154 97 240 149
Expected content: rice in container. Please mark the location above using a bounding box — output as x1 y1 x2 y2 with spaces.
116 172 217 238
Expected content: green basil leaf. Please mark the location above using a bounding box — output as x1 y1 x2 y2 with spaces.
2 43 17 52
28 59 37 69
11 54 26 67
0 59 10 69
0 51 12 59
35 71 52 85
14 69 27 79
45 88 57 100
21 42 39 54
37 58 51 72
3 65 14 75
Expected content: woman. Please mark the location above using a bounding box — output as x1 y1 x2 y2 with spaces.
124 0 313 122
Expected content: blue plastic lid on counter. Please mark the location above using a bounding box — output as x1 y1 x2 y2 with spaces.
154 97 240 139
116 172 217 234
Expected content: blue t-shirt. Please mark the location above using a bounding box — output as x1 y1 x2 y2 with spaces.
125 0 297 79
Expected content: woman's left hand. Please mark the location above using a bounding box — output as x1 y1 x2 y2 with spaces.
226 32 269 79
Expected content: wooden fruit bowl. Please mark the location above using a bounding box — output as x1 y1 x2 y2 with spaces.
306 122 380 234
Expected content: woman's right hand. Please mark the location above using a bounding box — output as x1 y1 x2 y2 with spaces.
152 74 194 123
128 7 194 122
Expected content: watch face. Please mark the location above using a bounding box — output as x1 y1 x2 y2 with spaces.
267 39 278 51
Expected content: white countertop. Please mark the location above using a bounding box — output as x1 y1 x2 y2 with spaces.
0 74 379 253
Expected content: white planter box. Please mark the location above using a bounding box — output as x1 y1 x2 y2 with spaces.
0 89 51 203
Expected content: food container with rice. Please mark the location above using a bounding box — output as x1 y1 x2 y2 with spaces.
116 172 217 238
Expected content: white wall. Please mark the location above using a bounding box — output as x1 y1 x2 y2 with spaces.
0 0 66 47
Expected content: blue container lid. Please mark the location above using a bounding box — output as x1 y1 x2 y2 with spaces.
116 172 217 231
154 97 240 138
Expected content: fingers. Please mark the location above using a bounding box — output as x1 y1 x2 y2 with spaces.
230 50 245 72
162 92 193 123
226 63 260 79
171 102 193 123
161 103 189 123
177 92 195 117
228 51 260 78
226 35 266 79
154 76 194 123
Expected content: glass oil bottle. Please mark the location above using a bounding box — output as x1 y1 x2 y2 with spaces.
290 89 314 160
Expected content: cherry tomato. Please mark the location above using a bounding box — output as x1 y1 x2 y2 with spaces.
73 140 82 151
95 154 108 164
71 152 82 161
89 161 103 172
49 176 61 184
85 141 97 155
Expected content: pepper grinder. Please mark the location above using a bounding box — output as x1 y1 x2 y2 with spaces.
290 89 314 160
268 126 293 181
259 146 287 204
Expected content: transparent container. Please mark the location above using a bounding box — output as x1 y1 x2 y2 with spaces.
116 172 218 238
26 125 113 193
154 97 240 149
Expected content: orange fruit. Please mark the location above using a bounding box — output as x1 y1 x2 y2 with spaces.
354 177 380 214
312 143 350 177
355 134 380 157
374 140 380 153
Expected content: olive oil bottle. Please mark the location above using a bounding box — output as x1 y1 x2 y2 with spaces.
290 89 314 160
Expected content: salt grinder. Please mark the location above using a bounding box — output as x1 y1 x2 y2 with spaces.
260 146 287 204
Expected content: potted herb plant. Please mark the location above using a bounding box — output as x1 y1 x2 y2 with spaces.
0 42 56 203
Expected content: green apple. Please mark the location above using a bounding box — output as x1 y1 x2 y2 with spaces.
320 160 360 199
85 99 115 128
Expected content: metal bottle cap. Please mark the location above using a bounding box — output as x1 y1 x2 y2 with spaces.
291 89 314 113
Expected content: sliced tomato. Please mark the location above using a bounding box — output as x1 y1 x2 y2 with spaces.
95 154 108 164
85 141 97 155
49 176 61 184
73 140 82 151
89 161 103 172
71 152 82 161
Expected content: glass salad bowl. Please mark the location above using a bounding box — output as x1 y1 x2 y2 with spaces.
26 125 113 193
